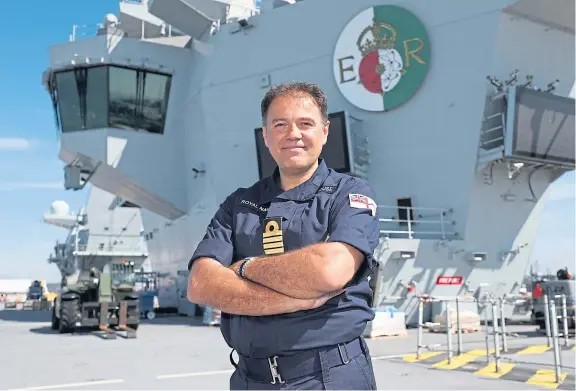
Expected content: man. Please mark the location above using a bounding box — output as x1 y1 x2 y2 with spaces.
187 82 380 390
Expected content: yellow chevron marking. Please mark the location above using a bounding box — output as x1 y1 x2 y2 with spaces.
525 369 568 389
572 345 576 351
402 351 443 363
516 345 552 355
433 349 497 370
474 362 515 378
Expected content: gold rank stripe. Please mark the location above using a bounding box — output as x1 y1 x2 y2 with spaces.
263 236 283 244
262 232 284 253
263 242 284 250
264 247 284 255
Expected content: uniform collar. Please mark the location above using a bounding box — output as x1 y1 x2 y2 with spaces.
261 159 330 203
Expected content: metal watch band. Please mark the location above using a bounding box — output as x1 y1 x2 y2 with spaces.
239 257 254 279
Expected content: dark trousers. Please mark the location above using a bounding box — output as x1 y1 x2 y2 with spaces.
229 337 377 390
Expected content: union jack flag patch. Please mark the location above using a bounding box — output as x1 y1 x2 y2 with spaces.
348 194 377 216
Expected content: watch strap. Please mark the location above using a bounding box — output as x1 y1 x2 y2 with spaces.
239 257 254 279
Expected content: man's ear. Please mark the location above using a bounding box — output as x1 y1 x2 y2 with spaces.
262 126 269 148
322 120 330 146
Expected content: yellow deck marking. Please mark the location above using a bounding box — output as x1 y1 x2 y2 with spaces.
525 369 567 389
516 345 552 355
433 349 497 370
474 362 515 378
402 351 443 363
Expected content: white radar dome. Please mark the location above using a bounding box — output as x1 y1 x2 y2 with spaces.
50 200 70 216
104 13 119 26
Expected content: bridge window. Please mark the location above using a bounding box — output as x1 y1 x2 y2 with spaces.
50 65 171 134
86 66 109 129
55 70 83 132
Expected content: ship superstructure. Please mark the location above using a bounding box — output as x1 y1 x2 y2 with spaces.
42 0 574 323
44 185 150 288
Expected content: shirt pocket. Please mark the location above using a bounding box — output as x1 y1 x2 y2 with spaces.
233 209 263 260
295 197 332 248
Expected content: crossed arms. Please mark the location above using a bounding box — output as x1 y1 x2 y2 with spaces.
187 179 379 316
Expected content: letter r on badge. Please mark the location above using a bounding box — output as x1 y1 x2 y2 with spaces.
262 217 284 255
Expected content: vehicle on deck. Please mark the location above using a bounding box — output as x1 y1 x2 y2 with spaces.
532 268 575 332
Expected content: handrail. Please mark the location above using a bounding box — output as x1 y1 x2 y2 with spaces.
75 243 147 254
377 205 456 240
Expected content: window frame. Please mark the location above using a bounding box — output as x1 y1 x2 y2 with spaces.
52 64 173 135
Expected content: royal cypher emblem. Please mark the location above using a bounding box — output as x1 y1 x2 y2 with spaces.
333 5 431 112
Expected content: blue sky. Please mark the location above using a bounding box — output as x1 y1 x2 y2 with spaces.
0 1 574 283
0 0 118 281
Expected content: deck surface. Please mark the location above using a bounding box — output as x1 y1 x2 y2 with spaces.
1 310 574 390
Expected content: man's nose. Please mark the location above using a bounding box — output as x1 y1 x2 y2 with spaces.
286 123 302 139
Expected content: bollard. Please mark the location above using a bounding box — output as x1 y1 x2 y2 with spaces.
561 294 569 347
491 302 501 373
456 297 463 355
499 297 508 353
446 304 453 364
483 302 491 364
549 299 562 384
543 294 552 347
417 298 424 360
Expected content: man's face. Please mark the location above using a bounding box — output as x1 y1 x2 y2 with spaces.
262 93 329 175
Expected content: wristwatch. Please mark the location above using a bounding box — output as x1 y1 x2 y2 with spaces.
238 257 255 279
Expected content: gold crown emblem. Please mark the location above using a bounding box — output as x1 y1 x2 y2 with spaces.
357 21 397 56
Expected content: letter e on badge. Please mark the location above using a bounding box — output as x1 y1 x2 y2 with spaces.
349 194 377 216
262 217 284 255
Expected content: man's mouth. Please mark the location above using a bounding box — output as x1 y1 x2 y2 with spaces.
282 146 306 151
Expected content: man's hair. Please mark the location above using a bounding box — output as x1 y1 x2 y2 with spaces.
260 82 329 126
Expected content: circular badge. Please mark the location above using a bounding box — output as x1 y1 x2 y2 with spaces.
333 5 431 112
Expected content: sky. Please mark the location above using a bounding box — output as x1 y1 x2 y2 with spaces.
0 1 574 283
0 0 118 281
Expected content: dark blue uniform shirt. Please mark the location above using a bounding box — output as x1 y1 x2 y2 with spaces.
188 159 380 359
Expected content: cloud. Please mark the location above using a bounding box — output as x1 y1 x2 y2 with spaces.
0 181 63 191
0 137 32 151
0 137 51 152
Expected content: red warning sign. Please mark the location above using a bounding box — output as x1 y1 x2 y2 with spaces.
436 276 463 285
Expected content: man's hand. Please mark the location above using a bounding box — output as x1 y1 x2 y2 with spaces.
229 259 242 275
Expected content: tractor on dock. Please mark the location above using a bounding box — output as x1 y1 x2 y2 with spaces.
51 260 142 338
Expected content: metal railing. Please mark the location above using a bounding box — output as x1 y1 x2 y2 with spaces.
69 19 176 42
75 242 147 255
415 293 573 385
378 205 456 239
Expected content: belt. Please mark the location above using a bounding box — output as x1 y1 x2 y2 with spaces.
230 337 366 384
